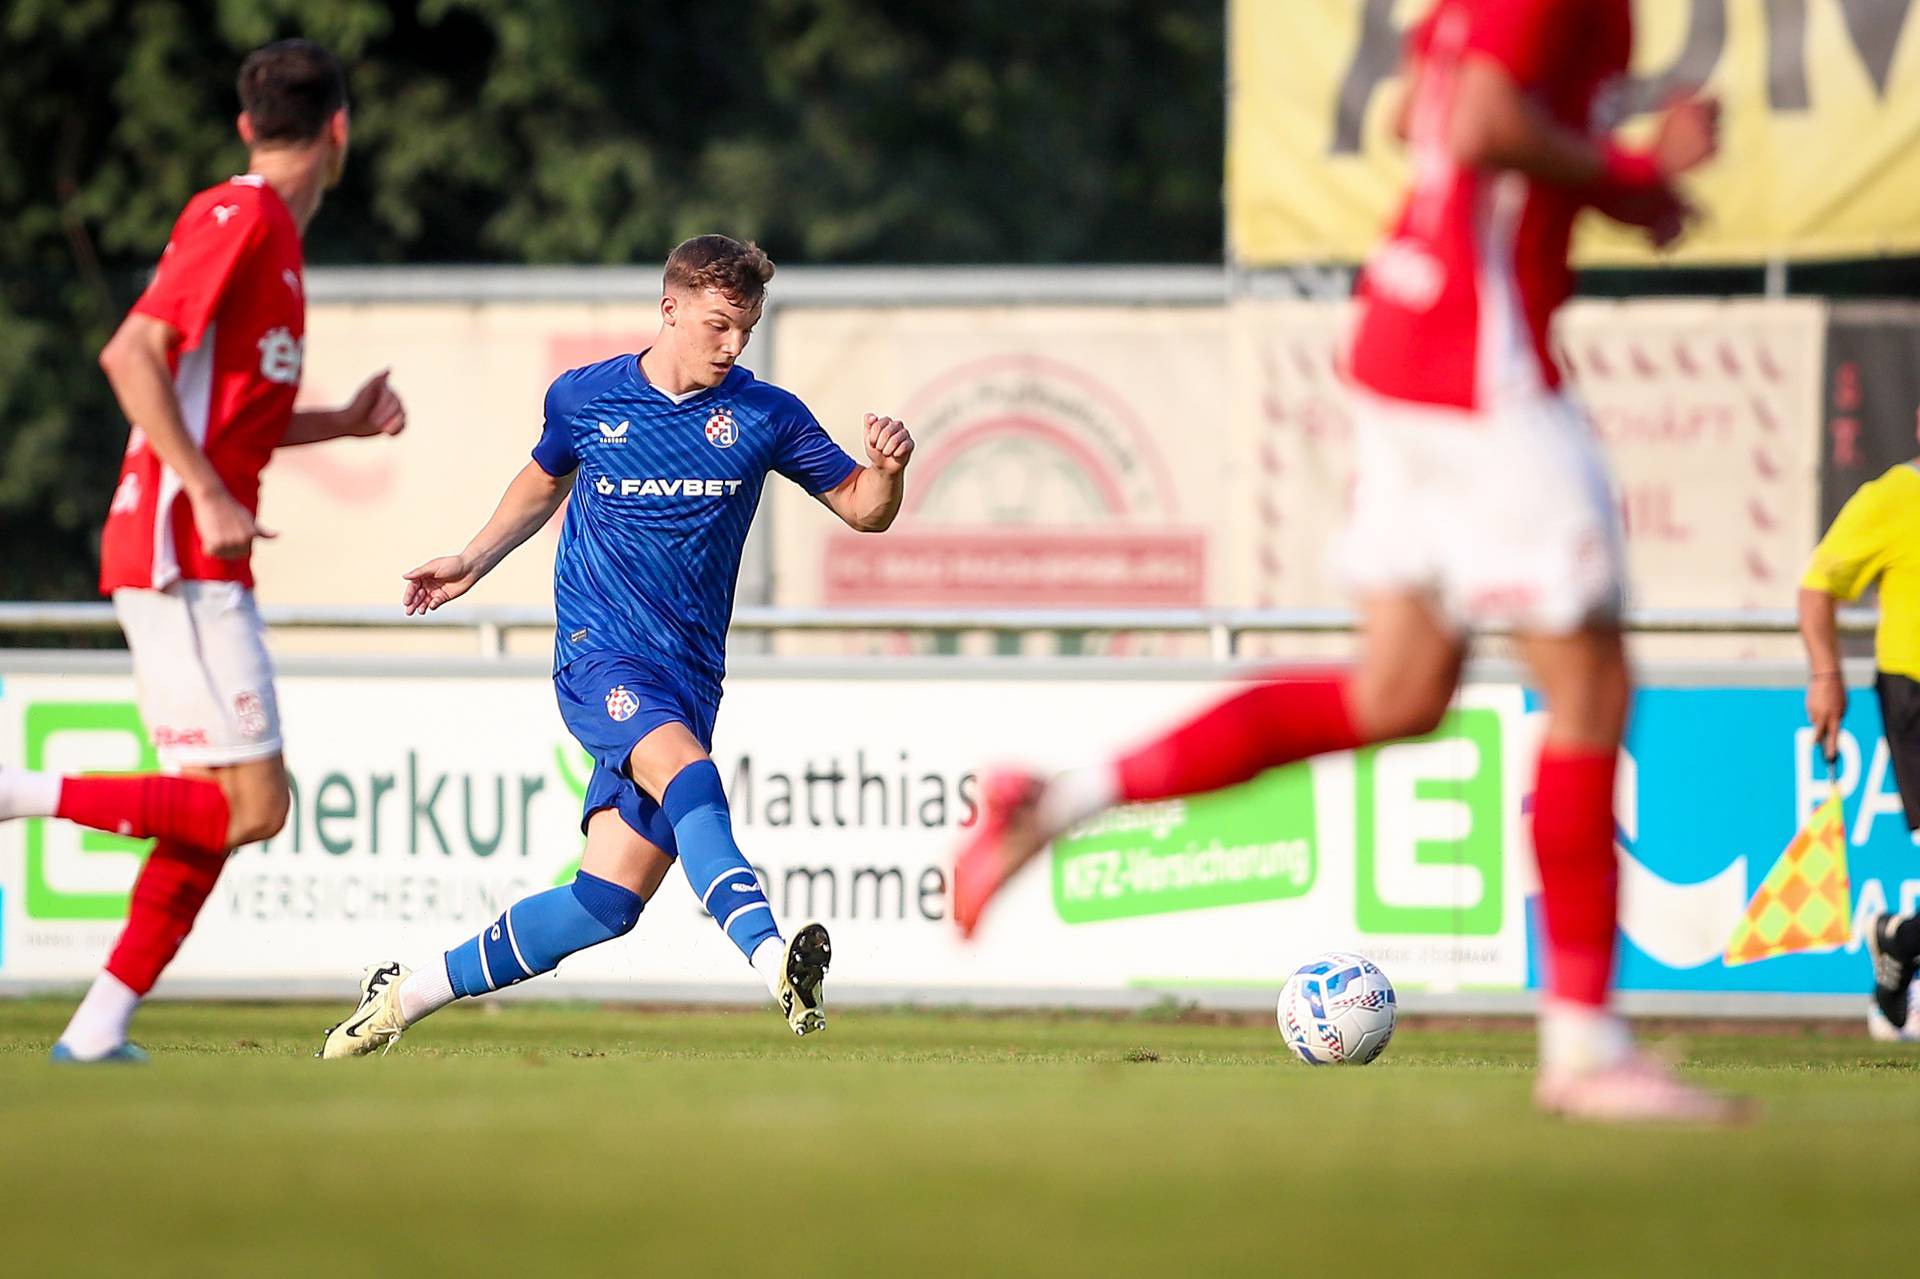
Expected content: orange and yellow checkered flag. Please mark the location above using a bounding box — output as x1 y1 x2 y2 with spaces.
1724 792 1852 966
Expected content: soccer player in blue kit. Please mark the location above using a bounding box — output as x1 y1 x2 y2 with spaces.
321 236 913 1055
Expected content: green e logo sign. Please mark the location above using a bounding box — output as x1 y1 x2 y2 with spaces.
1354 708 1504 937
25 702 154 921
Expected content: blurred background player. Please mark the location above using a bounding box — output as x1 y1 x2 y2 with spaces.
952 0 1735 1122
1800 405 1920 1040
319 235 913 1057
0 39 406 1063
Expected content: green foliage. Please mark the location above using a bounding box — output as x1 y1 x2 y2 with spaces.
0 0 1225 597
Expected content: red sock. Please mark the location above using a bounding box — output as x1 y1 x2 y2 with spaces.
1116 674 1363 804
104 840 228 996
56 774 231 851
1532 746 1620 1008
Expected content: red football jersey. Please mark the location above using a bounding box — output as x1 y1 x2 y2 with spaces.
100 176 305 592
1348 0 1633 411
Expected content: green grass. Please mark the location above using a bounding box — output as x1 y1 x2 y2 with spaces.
1 1001 1912 1278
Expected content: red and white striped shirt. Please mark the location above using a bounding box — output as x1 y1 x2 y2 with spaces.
1348 0 1633 411
100 176 305 592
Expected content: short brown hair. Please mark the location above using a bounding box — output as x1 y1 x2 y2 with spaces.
238 40 347 145
664 235 775 307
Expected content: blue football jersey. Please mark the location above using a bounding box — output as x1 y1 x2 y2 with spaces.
531 354 860 693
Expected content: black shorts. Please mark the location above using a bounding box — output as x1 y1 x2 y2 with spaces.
1875 670 1920 831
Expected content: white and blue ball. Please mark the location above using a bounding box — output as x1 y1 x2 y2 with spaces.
1276 951 1397 1066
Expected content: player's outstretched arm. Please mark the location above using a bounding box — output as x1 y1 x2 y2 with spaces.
1451 57 1719 247
816 414 914 533
281 369 407 446
1450 57 1615 186
402 460 573 614
99 312 271 559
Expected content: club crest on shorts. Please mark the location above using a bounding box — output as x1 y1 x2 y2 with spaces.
605 686 639 722
233 690 269 739
704 408 738 449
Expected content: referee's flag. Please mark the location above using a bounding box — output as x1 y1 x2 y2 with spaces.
1723 793 1852 966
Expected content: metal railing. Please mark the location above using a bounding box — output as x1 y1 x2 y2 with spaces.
0 602 1878 661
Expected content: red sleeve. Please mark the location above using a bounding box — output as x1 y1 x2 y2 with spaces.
1404 6 1439 60
131 192 262 351
1463 0 1568 88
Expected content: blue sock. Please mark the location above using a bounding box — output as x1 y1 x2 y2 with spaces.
663 760 780 959
445 870 643 998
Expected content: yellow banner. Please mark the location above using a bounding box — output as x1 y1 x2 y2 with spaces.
1228 0 1920 266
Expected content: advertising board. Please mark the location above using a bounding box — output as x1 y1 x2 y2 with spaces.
4 666 1888 1009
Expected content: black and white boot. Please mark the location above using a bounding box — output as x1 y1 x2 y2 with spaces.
777 923 831 1037
1866 914 1919 1042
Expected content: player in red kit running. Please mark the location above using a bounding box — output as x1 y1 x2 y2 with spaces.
0 41 405 1062
953 0 1736 1122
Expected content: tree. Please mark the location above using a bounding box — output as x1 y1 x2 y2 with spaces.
0 0 1226 599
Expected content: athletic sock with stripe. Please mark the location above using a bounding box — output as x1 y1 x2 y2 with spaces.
663 761 782 962
442 871 644 999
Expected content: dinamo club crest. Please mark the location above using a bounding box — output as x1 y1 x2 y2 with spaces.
605 686 639 722
705 408 738 449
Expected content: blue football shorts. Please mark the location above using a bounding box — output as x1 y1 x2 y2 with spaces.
553 651 720 855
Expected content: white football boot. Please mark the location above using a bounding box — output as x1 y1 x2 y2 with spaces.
777 923 831 1036
318 961 411 1060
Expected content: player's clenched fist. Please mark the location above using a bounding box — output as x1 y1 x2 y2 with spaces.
1652 94 1720 179
864 413 913 474
193 487 276 560
345 368 407 438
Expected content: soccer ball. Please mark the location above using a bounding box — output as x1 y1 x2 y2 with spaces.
1276 951 1397 1066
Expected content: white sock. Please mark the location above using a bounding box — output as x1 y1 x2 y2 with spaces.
0 769 63 822
749 936 786 999
57 971 141 1058
1035 763 1121 837
397 960 457 1026
1538 999 1634 1075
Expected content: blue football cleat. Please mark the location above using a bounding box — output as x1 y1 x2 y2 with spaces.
49 1041 150 1064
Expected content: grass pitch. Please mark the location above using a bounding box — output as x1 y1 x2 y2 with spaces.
1 1000 1911 1278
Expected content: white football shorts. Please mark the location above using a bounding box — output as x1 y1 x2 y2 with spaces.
1340 386 1625 634
112 580 284 768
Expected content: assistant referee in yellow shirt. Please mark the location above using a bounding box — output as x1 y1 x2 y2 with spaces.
1800 415 1920 1040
